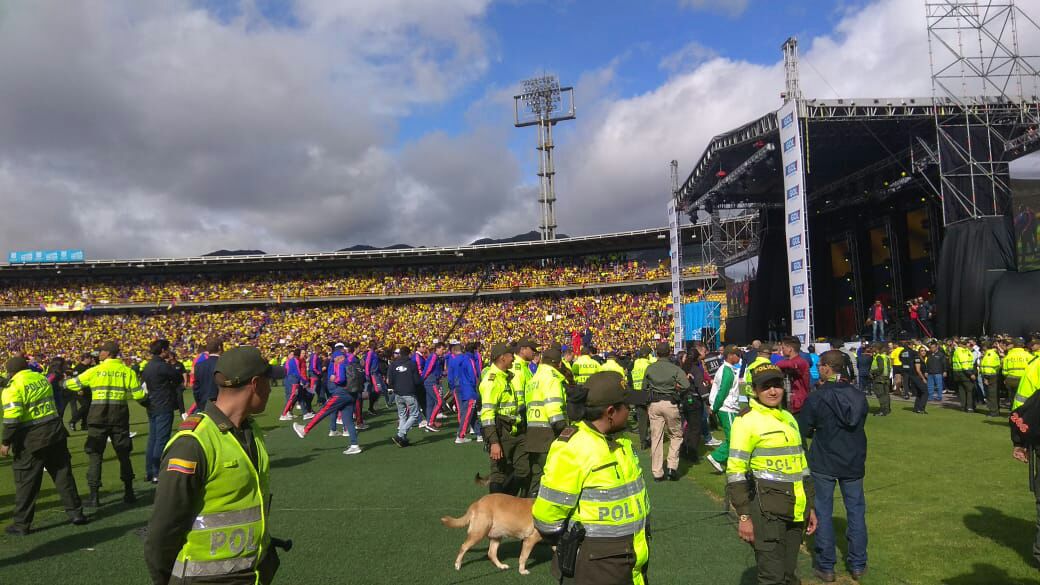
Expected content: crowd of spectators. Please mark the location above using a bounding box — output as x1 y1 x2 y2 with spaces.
0 292 672 363
0 258 719 308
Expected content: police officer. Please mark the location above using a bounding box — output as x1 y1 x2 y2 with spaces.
631 347 653 450
512 338 539 407
145 346 284 585
950 339 978 412
1011 350 1040 567
1005 339 1033 408
525 347 569 497
869 344 893 416
1 357 89 535
599 352 626 378
643 342 690 481
479 343 530 495
980 340 1003 417
63 341 146 507
532 371 649 585
571 347 602 385
727 363 817 585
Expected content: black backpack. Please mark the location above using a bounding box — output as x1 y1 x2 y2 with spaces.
344 360 365 394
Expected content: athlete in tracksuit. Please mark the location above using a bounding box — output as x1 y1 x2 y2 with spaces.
293 349 361 451
308 351 327 405
185 351 208 415
451 349 481 442
419 344 447 428
280 350 313 419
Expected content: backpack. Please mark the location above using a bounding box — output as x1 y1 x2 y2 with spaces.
344 359 365 394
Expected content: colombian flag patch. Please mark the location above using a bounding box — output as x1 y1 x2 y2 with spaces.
167 458 197 475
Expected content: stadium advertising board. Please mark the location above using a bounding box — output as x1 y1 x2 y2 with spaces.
7 249 85 264
776 101 813 344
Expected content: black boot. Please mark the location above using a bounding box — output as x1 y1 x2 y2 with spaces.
86 489 101 509
70 512 90 526
123 482 136 504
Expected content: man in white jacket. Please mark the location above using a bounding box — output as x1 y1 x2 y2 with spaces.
706 346 743 473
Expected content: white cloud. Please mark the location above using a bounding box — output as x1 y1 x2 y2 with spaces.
659 41 719 74
678 0 751 18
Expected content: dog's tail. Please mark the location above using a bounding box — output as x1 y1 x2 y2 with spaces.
474 472 490 487
440 504 473 529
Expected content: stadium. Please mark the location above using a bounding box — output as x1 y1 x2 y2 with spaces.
2 1 1040 585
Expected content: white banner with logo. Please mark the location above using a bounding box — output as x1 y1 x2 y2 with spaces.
667 199 684 347
777 101 813 344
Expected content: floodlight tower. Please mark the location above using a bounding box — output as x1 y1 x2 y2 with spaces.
514 75 576 240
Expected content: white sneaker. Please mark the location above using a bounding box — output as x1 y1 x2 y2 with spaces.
706 456 725 474
705 437 722 447
181 413 188 421
436 413 447 420
476 436 484 443
355 424 369 431
328 430 342 437
128 431 138 439
455 437 473 444
278 414 293 421
423 424 440 433
418 420 428 429
302 412 316 420
292 422 307 439
343 445 362 455
295 404 301 411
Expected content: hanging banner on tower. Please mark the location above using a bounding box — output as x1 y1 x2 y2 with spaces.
667 199 684 348
777 101 813 344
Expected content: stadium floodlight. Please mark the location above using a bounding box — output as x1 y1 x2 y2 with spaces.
514 74 576 241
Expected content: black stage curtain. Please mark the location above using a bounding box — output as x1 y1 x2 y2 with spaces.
936 216 1016 336
725 209 787 343
989 270 1040 337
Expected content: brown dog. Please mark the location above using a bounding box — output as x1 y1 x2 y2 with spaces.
441 490 542 575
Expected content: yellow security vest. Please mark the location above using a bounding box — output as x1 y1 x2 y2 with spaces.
526 364 566 428
951 347 975 372
478 365 518 434
571 355 602 385
726 399 811 522
2 370 59 427
532 421 649 584
63 358 145 425
1004 348 1032 380
168 414 271 580
1012 356 1040 410
631 358 651 391
600 359 626 378
510 357 532 405
870 353 891 378
979 349 1001 376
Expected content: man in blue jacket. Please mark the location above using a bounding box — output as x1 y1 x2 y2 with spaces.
417 342 447 432
452 346 480 444
796 350 869 583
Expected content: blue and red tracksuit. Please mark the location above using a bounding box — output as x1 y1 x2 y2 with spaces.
303 356 358 443
308 353 326 404
454 352 480 439
417 353 444 425
281 356 312 416
187 352 208 415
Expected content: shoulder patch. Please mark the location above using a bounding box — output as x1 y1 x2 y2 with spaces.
488 373 496 381
167 458 197 475
179 414 204 431
557 426 578 442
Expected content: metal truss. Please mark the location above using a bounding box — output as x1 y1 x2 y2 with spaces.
676 113 779 205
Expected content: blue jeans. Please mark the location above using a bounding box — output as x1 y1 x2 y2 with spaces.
396 395 420 438
812 472 867 573
700 407 712 441
146 411 175 480
927 373 944 401
872 320 884 341
308 391 358 444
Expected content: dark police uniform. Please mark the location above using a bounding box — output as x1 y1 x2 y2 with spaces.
2 362 88 534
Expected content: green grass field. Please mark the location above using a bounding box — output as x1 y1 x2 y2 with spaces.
0 391 1034 585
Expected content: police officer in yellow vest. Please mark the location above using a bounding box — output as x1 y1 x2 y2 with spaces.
533 371 650 585
1005 339 1033 405
980 340 1003 417
511 338 538 408
727 363 817 585
63 340 147 507
2 356 89 535
479 343 530 495
571 348 602 385
525 347 569 497
741 345 774 404
1010 350 1040 566
869 344 893 416
950 339 978 412
631 347 653 450
145 346 284 585
600 352 627 379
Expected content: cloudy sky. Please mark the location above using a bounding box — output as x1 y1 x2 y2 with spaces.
0 0 1038 259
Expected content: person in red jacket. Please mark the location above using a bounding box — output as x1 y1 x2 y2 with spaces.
776 335 811 413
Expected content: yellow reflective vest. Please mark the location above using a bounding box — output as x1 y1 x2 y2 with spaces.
979 349 1001 376
63 358 145 426
631 358 651 391
168 414 270 581
600 359 626 378
478 365 518 440
2 370 59 429
1004 348 1033 380
510 357 532 405
526 364 567 429
951 347 975 372
1012 357 1040 410
725 399 811 522
571 355 602 385
532 421 649 583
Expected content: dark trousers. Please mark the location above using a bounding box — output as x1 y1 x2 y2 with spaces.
681 399 703 462
11 439 83 530
488 432 529 495
952 371 976 411
751 505 805 585
911 375 929 412
635 405 649 448
69 394 91 428
145 411 175 480
872 378 891 414
526 451 548 498
985 376 1001 416
84 424 134 489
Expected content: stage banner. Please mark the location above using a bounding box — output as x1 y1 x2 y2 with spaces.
682 301 722 341
777 101 814 344
667 199 684 347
